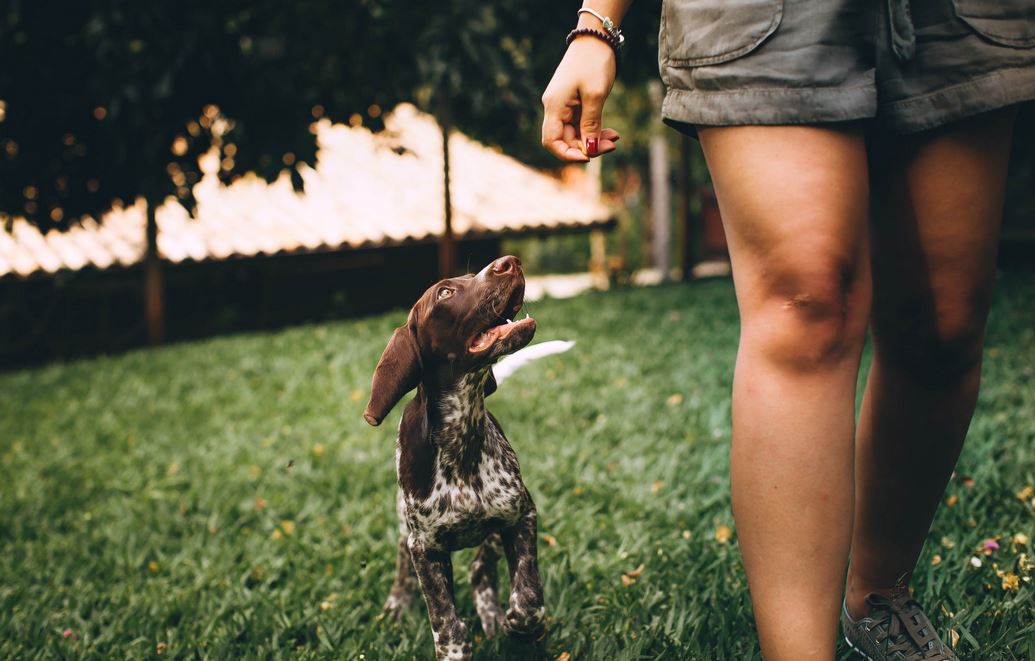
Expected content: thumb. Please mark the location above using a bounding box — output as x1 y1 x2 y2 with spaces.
579 89 606 157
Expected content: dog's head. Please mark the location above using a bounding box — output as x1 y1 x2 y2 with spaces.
363 255 536 426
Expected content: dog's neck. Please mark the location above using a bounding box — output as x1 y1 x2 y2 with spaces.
423 366 493 476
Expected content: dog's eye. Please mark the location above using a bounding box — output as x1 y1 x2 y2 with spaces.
437 287 454 301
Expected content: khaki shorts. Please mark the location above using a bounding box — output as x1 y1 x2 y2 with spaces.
659 0 1035 134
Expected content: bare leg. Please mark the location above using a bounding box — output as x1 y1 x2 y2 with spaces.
407 538 471 661
699 124 871 660
845 108 1016 616
469 532 506 638
384 534 420 619
501 509 546 640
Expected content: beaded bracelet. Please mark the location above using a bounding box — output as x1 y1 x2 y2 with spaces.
566 28 621 68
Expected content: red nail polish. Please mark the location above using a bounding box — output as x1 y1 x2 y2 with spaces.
586 138 598 156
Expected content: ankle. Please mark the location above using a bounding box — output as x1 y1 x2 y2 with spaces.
843 584 872 620
844 570 907 620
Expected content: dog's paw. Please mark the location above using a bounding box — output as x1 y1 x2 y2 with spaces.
434 641 473 661
478 607 506 639
503 605 546 642
433 622 473 661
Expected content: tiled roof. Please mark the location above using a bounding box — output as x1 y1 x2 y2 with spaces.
0 104 610 278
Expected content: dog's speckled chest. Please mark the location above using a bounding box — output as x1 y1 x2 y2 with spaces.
399 371 530 551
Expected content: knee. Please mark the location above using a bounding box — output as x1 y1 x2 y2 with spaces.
743 257 869 371
873 290 990 382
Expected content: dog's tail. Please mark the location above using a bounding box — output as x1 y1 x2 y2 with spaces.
492 340 575 386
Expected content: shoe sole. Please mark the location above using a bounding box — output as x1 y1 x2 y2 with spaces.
844 635 875 661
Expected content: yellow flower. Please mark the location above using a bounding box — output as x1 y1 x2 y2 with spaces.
931 555 942 566
1001 572 1020 591
715 525 733 544
1018 554 1033 574
620 563 645 587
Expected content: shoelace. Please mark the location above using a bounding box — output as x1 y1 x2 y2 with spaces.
864 593 954 660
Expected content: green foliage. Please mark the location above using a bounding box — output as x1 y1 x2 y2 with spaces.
2 275 1034 659
0 1 663 232
0 1 409 230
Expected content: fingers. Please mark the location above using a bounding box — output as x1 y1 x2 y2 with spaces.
596 128 621 156
542 97 589 162
542 95 621 161
578 88 606 157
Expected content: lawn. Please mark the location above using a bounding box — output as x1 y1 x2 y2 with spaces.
1 272 1033 660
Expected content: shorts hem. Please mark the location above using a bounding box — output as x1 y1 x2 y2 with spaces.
661 83 877 131
881 66 1035 133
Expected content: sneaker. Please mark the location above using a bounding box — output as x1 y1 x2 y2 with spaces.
841 593 959 660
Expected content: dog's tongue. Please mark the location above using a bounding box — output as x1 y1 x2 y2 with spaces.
469 317 533 352
470 328 497 352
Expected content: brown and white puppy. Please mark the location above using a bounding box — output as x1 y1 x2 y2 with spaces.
364 255 545 661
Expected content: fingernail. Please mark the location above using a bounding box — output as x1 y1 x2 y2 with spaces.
586 138 598 156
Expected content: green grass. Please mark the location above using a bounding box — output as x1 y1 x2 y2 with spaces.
2 273 1034 660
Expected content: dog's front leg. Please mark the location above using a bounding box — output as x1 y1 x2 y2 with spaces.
501 508 546 641
407 537 471 661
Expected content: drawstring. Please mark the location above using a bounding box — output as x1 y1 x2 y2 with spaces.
887 0 916 61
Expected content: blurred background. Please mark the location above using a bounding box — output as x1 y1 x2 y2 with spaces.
1 1 1032 369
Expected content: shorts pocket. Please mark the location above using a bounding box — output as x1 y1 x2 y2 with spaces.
661 0 784 67
952 0 1035 48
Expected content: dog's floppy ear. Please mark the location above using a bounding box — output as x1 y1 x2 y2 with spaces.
364 327 421 426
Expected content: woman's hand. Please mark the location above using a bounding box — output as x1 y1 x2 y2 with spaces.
541 36 621 161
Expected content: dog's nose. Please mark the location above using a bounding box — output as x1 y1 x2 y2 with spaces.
490 255 521 276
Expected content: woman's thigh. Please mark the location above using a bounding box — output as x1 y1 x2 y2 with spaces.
699 123 872 365
867 108 1016 375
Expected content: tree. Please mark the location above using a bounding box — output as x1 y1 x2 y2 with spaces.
0 1 667 337
1 1 408 341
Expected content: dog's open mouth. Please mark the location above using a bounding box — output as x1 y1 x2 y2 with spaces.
468 285 533 354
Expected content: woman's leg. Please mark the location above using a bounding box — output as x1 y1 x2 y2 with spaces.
845 108 1017 616
699 124 871 660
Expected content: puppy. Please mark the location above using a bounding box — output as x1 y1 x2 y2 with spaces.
364 256 545 661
